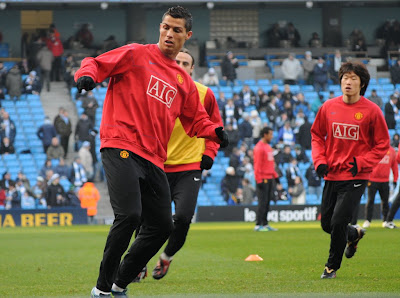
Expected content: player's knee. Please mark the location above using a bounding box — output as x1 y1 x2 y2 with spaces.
173 214 192 228
321 220 331 234
118 212 141 227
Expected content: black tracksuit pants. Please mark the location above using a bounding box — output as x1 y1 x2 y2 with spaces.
366 181 389 222
321 180 367 271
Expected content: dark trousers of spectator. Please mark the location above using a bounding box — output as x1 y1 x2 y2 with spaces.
366 181 389 222
320 180 367 271
41 69 51 91
284 79 296 85
51 56 62 81
387 191 400 222
43 144 50 154
256 179 274 226
60 135 70 158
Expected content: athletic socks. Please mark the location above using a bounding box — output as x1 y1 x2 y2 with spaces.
161 252 173 262
111 283 125 293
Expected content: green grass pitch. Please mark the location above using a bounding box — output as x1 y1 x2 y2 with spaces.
1 221 399 297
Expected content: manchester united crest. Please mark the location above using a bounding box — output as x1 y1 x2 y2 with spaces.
354 112 363 120
120 150 129 158
177 73 184 84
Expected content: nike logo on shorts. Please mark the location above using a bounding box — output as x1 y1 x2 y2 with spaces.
354 183 362 188
194 177 201 181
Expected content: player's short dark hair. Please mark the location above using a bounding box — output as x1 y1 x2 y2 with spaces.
338 62 370 96
162 6 193 32
260 126 273 138
180 48 195 66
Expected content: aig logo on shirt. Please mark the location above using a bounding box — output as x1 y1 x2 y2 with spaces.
147 75 177 108
332 122 359 140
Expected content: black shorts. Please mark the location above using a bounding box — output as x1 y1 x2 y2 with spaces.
101 148 172 218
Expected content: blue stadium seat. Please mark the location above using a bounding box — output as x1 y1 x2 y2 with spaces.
378 78 391 85
301 85 314 92
243 79 257 86
271 79 283 85
257 79 270 86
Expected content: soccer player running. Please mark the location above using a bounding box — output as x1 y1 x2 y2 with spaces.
148 48 223 280
74 6 229 297
253 127 280 232
311 62 390 279
362 146 398 229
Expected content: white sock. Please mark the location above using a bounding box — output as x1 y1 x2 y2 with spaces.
111 283 125 292
160 252 173 261
94 287 111 295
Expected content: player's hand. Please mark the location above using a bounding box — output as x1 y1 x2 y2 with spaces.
76 76 96 93
200 155 214 170
316 164 328 178
215 127 229 148
349 157 358 177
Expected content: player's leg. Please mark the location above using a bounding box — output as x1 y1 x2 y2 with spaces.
153 170 202 279
386 191 400 228
113 159 173 289
320 181 337 235
378 182 390 224
94 148 145 294
255 181 268 229
364 182 377 227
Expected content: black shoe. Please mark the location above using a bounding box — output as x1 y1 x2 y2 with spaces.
321 266 336 279
345 228 366 259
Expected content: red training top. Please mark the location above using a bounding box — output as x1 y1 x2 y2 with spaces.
369 146 398 183
311 95 390 181
74 43 221 169
253 140 278 184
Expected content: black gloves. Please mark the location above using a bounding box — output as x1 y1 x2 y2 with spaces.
76 76 96 93
200 155 214 170
316 164 328 178
215 127 229 148
349 157 358 177
394 182 397 189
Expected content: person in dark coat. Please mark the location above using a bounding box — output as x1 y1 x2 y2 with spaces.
37 116 58 153
384 95 398 130
221 51 239 86
74 113 93 151
297 116 312 150
54 107 72 158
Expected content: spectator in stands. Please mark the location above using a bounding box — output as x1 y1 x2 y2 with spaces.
0 171 13 191
284 22 301 47
53 157 70 179
79 141 94 181
311 94 324 114
239 85 256 108
278 120 295 146
302 51 317 85
71 156 87 189
250 110 262 144
228 147 242 171
23 70 41 94
266 96 279 128
286 157 301 187
281 84 294 105
216 91 227 110
384 94 398 129
18 57 30 75
21 191 36 209
39 159 54 179
54 107 72 158
221 51 239 86
0 112 16 145
16 171 31 193
102 35 119 53
241 178 256 205
306 162 322 199
279 144 293 165
46 29 64 82
297 116 312 150
221 166 240 202
31 176 47 208
81 90 99 125
5 64 22 101
281 53 302 85
74 113 93 151
78 181 100 224
349 28 366 50
36 44 54 92
256 88 268 111
202 67 219 86
282 100 294 121
288 176 306 205
329 49 344 84
76 23 94 49
368 89 383 108
266 23 284 48
268 84 281 98
294 93 310 117
390 59 400 85
46 173 66 208
5 181 21 209
0 88 5 100
37 116 57 153
392 133 400 149
223 122 239 156
308 32 321 47
0 137 15 155
294 144 309 163
46 136 65 160
0 61 8 90
63 54 78 89
222 99 240 124
313 57 329 93
238 112 253 148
